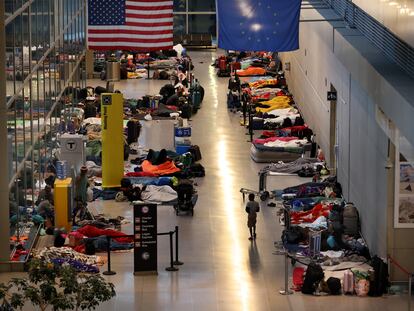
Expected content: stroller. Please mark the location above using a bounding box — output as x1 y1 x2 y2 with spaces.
174 183 198 216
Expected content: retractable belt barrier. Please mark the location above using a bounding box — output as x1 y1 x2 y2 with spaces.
388 255 413 311
102 226 184 276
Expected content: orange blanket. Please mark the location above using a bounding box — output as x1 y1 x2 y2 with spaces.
141 160 180 176
236 67 266 76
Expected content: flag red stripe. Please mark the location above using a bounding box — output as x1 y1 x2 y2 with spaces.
125 5 172 10
126 13 173 19
125 21 173 27
89 45 172 51
88 29 172 35
88 37 172 43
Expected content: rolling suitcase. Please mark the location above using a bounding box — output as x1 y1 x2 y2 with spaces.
343 269 354 295
191 82 203 111
126 120 141 145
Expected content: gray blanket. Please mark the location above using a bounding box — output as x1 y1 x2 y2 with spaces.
262 158 322 174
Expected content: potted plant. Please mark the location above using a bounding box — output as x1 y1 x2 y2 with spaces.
0 259 115 311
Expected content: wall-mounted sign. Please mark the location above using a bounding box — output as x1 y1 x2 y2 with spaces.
327 91 337 101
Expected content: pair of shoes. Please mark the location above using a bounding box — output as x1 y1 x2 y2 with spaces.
248 237 253 241
267 202 276 207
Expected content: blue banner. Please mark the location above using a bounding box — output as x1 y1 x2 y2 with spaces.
217 0 302 52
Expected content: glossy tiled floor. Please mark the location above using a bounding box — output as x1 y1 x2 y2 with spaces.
89 51 410 311
1 51 410 310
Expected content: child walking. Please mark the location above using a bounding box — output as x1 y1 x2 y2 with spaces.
246 193 260 240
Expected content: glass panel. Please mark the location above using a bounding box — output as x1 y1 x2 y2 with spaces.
189 14 216 37
173 14 186 36
5 0 87 262
188 0 216 12
5 0 32 17
173 0 186 12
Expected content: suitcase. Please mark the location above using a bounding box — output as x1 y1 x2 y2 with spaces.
188 145 202 162
343 270 354 295
126 120 141 145
232 62 241 71
227 92 241 109
191 85 203 111
219 58 227 71
309 229 321 257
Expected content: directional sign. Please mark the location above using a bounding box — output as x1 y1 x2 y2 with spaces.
134 203 157 275
66 140 76 151
102 95 112 105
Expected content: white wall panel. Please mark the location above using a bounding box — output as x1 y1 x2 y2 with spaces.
353 0 414 48
348 78 389 257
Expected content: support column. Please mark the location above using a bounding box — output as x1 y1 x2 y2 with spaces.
85 49 94 79
0 2 11 269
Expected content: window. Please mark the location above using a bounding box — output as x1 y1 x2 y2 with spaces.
188 0 216 12
174 14 186 35
189 14 216 37
174 0 186 12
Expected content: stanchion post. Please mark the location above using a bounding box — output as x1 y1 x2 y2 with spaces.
147 57 150 80
173 226 184 265
103 236 116 275
249 107 254 142
165 231 179 272
279 251 293 295
242 100 247 126
409 274 412 311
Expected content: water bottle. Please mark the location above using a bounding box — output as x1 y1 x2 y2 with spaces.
56 161 68 179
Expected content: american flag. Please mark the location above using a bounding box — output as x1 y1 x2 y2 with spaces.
87 0 173 51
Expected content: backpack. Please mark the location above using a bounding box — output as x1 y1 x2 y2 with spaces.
180 103 192 119
368 256 389 297
342 202 360 236
292 267 305 291
281 117 292 128
301 263 324 294
190 163 205 177
294 116 305 126
326 277 341 295
188 145 202 162
281 226 306 244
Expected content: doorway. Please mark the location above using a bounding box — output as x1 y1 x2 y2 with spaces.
329 84 338 175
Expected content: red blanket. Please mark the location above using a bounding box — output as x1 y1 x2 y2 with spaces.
290 203 332 224
77 225 133 243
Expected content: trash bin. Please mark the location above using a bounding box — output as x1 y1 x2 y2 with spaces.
106 61 120 81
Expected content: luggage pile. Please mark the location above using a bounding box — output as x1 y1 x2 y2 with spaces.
273 177 390 297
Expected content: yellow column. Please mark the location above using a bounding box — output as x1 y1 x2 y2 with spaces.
54 178 73 232
101 93 124 188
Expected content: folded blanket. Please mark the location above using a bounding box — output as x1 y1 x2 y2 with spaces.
141 160 180 176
